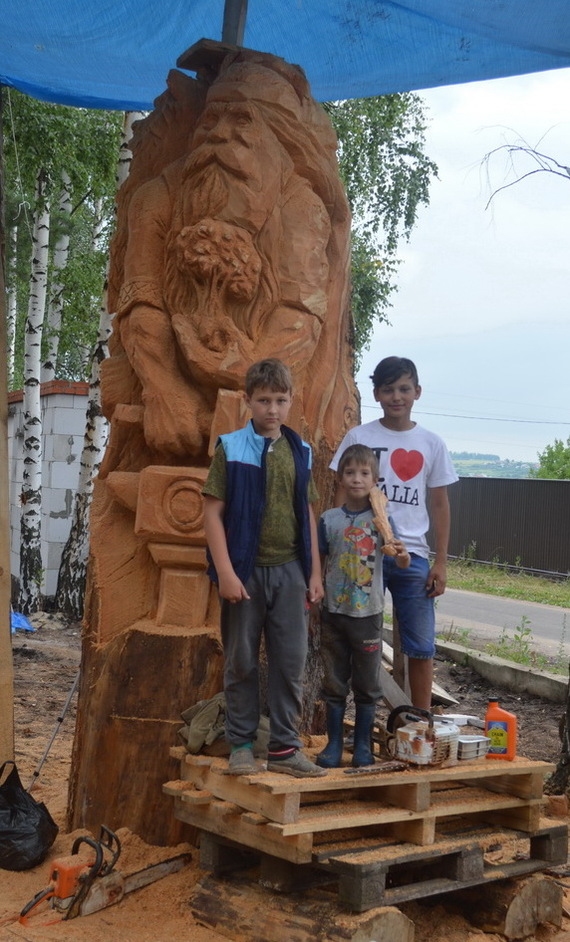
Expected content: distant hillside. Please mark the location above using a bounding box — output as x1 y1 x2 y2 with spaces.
450 452 536 478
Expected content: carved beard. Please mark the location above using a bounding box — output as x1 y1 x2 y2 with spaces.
181 162 232 224
179 155 272 239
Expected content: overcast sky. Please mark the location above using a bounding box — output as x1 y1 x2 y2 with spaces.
356 67 570 463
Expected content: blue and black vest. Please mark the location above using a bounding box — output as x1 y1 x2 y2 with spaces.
206 420 313 587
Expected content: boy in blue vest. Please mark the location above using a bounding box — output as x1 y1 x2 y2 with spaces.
203 358 326 777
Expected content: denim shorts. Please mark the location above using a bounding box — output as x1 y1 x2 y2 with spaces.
382 553 435 659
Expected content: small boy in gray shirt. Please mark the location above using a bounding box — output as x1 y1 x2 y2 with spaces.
317 444 410 768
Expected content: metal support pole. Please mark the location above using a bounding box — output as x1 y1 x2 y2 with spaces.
222 0 248 45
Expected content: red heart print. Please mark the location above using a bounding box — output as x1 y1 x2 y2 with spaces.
390 449 424 482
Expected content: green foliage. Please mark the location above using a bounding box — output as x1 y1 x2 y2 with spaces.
3 88 122 387
326 94 437 359
4 89 120 200
452 452 500 461
482 615 568 673
436 621 472 647
4 87 437 382
450 452 535 478
349 232 394 358
530 436 570 480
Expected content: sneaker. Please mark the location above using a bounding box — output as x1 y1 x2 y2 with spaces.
267 750 327 778
225 746 257 775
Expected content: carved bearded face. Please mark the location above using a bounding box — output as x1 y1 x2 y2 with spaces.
186 100 272 191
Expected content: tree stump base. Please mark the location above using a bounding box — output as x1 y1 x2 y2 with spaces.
68 622 223 845
451 874 563 939
190 874 415 942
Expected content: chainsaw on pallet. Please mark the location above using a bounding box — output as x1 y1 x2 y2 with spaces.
19 825 191 926
386 706 461 767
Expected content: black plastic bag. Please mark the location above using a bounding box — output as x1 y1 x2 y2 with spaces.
0 761 58 870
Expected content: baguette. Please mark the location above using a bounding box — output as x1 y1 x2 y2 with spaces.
369 487 398 556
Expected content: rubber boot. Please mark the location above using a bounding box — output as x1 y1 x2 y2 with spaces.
352 702 377 767
316 702 346 768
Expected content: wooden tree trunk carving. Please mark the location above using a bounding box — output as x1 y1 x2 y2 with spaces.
68 41 358 845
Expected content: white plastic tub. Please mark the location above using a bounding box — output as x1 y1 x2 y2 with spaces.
457 734 490 761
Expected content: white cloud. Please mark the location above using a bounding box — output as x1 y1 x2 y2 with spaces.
358 67 570 461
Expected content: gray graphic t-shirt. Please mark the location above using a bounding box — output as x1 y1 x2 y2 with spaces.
318 506 384 617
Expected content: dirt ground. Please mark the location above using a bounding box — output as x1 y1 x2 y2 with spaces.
3 616 570 942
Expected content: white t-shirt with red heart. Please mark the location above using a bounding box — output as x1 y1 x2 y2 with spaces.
330 421 458 558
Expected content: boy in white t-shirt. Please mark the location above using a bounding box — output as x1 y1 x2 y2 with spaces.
330 356 458 710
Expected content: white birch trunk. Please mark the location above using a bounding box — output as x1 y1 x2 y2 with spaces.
41 170 71 383
19 170 50 614
55 202 110 617
117 111 145 187
6 225 17 388
55 112 140 616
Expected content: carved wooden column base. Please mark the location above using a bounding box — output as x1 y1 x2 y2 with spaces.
148 544 212 628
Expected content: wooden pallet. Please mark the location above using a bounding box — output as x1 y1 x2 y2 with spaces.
165 747 554 865
314 819 568 911
164 748 567 912
195 819 568 913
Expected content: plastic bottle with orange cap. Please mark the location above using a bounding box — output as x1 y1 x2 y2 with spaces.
485 699 517 761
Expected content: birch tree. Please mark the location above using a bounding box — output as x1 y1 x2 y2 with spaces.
6 224 17 386
18 170 50 612
54 198 110 617
3 88 122 610
41 171 72 382
55 112 144 617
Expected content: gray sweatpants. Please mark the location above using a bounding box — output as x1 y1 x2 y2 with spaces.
220 560 308 752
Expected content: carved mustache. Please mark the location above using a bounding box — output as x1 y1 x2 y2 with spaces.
185 145 250 181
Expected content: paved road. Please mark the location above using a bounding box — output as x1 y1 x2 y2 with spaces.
436 589 570 656
387 588 570 659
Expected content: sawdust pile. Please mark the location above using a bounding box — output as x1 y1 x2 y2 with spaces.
3 620 570 942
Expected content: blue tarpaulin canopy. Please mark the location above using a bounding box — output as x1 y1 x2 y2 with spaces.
2 0 570 111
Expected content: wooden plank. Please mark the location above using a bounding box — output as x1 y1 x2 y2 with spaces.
234 756 554 797
471 771 545 800
277 800 419 835
269 786 542 838
314 822 521 864
386 817 436 845
170 745 187 760
379 663 409 710
469 802 542 832
380 780 431 812
173 798 313 864
181 752 301 823
169 751 552 848
531 824 569 864
318 823 568 911
162 780 212 803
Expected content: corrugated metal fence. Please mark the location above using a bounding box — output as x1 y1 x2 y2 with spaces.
427 477 570 576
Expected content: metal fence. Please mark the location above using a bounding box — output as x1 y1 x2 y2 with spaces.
427 477 570 577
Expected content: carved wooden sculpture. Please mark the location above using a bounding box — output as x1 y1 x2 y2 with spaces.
69 42 358 844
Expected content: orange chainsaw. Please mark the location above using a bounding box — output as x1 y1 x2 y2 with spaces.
19 825 191 926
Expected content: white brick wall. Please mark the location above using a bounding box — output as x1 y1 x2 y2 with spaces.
9 386 89 602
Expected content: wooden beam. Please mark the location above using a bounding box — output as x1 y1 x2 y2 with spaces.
0 84 14 764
